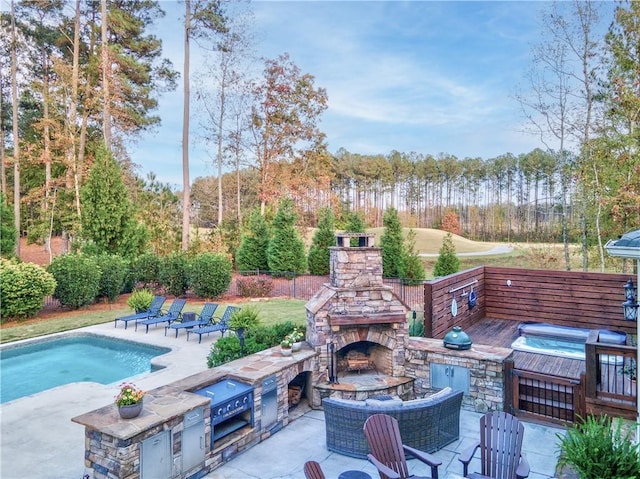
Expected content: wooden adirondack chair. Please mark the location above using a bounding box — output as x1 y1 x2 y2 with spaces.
303 461 326 479
363 414 442 479
458 411 530 479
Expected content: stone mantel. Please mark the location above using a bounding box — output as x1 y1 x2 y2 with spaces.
71 385 210 440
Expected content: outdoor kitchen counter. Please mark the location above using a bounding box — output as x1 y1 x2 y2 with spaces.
407 337 513 362
71 385 210 440
169 344 317 392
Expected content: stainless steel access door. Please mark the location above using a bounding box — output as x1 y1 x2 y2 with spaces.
182 407 206 473
141 429 171 479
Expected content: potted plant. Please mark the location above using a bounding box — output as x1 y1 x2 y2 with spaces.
115 382 145 419
229 306 261 349
287 327 305 351
127 288 154 313
280 338 293 356
557 414 639 479
229 306 261 336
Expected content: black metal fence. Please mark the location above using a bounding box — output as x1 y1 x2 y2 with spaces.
42 272 426 314
229 272 425 313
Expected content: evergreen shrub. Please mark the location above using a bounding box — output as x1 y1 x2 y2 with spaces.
206 321 299 367
433 233 460 277
159 252 189 297
48 254 101 308
236 210 270 272
0 258 56 321
307 208 335 275
188 252 232 299
133 252 161 287
95 254 128 302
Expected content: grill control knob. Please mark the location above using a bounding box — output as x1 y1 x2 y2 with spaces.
226 404 232 412
243 397 248 404
235 400 240 408
217 408 223 415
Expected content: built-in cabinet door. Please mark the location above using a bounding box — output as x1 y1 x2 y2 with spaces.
183 408 206 473
141 429 171 479
430 363 470 394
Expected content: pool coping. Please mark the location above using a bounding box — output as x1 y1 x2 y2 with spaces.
0 321 217 479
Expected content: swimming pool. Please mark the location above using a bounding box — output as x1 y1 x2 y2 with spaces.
0 334 170 403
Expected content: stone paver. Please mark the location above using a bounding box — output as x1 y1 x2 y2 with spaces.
0 322 565 479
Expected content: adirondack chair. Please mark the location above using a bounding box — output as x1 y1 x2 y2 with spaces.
363 413 442 479
458 411 530 479
114 296 166 329
186 305 240 343
165 302 218 337
303 461 326 479
137 298 187 333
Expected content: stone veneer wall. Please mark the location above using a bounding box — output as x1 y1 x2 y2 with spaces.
405 338 512 413
74 347 316 479
330 246 384 288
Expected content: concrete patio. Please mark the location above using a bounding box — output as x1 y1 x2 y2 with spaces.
206 405 563 479
0 321 564 479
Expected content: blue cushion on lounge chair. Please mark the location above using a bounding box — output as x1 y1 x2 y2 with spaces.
186 306 240 343
137 299 187 333
166 303 218 337
114 296 166 329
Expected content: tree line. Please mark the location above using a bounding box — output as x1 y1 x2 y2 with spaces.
1 1 639 274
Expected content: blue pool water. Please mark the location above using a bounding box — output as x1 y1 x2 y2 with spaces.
0 334 170 403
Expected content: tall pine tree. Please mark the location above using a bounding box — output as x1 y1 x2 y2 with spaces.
433 233 460 277
267 198 307 276
307 208 335 275
402 228 426 284
380 208 405 278
236 209 271 272
80 144 146 258
344 211 366 247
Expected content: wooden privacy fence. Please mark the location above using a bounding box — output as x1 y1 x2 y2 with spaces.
425 266 637 337
425 267 638 424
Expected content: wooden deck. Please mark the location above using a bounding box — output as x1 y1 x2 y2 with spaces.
465 317 586 381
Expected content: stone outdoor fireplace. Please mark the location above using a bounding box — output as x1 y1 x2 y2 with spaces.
305 233 413 406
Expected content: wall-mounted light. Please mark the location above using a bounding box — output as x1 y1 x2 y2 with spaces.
506 280 512 287
623 279 638 321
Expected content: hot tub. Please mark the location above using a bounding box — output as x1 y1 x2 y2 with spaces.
511 322 626 363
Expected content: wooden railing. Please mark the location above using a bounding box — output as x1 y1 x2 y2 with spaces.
506 360 584 425
584 330 637 420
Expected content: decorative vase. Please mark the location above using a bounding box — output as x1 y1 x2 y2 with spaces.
292 341 302 352
281 347 292 357
118 401 143 419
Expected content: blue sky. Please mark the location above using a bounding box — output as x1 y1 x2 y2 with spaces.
129 1 610 187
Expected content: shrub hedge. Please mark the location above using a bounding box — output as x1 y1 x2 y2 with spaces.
0 258 56 321
188 252 232 299
160 252 189 297
95 254 129 302
48 254 102 309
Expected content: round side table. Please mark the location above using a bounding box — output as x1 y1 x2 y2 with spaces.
338 471 372 479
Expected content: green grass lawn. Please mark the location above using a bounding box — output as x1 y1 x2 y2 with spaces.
0 298 308 345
